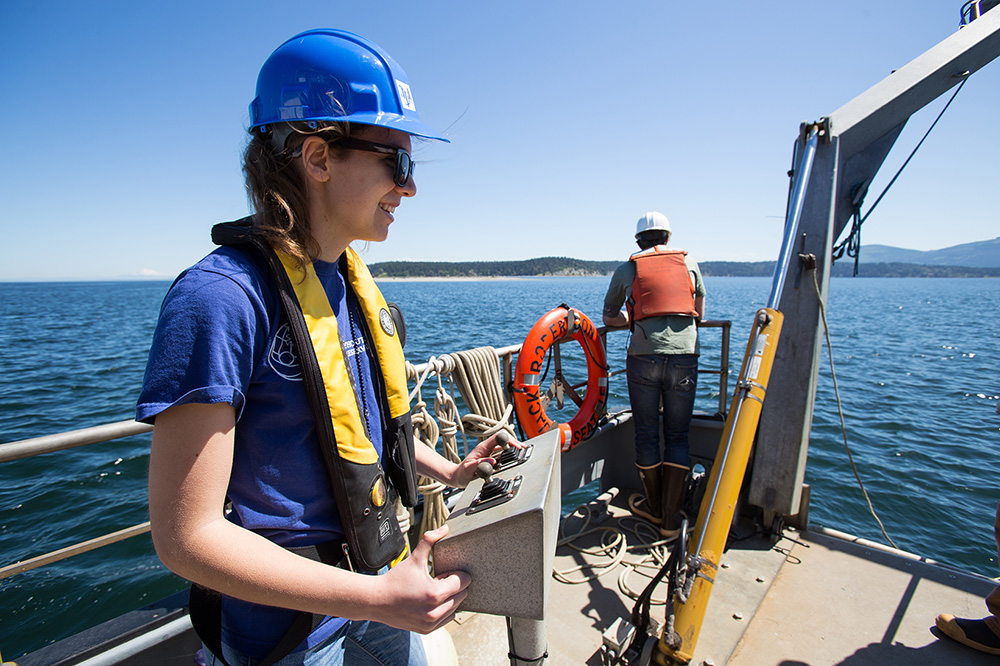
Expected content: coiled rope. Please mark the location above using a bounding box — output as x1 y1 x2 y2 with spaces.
404 348 516 535
450 347 516 441
407 356 462 535
553 490 680 605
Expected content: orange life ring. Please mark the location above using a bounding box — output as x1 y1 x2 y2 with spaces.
512 305 609 450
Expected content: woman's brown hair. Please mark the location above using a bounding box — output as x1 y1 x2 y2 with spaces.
242 120 349 268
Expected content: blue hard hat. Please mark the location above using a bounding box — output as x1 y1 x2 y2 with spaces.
249 29 448 142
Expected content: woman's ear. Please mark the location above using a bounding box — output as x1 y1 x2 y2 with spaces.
300 136 332 184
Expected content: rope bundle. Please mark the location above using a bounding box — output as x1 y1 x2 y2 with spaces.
449 347 516 441
403 347 516 534
555 495 679 606
407 356 462 535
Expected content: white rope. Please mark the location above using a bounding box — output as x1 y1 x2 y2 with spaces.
406 357 454 534
553 507 628 584
404 349 518 535
448 347 517 442
553 497 678 605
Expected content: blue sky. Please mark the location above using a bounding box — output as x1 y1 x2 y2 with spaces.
1 1 997 281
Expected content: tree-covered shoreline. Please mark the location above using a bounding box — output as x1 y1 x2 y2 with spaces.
368 257 1000 278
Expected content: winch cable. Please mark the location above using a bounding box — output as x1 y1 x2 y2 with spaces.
833 76 968 275
810 267 898 549
628 517 688 655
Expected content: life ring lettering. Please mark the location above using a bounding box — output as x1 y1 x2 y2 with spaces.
512 306 609 451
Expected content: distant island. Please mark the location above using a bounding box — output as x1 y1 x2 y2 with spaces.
369 259 1000 279
370 237 1000 278
369 257 618 278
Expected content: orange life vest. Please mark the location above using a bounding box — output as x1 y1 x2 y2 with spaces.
628 247 699 321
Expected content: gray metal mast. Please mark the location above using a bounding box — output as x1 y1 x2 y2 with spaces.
748 7 1000 528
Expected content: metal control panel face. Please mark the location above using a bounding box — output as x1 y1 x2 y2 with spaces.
494 443 533 472
432 428 560 619
468 475 522 514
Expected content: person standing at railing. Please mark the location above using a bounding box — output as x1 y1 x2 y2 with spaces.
138 29 504 666
935 499 1000 656
602 212 706 539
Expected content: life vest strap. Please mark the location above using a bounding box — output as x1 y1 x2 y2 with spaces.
212 217 410 572
188 540 351 666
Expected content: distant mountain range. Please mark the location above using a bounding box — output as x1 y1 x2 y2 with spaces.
368 238 1000 278
857 237 1000 268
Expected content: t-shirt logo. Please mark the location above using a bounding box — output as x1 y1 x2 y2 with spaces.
268 323 302 381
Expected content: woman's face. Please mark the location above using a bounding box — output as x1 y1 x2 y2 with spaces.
318 126 416 246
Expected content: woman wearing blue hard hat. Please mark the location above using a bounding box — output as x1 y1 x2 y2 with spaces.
139 29 504 666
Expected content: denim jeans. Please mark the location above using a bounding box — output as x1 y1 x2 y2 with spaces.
208 620 427 666
626 354 698 468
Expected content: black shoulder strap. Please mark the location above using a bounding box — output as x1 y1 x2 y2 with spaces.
188 584 223 663
212 218 357 538
187 218 323 666
212 218 406 572
189 584 317 666
214 219 351 522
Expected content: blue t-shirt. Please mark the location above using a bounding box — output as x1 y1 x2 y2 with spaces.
136 246 386 657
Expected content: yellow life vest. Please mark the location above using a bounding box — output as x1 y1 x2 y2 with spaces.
276 248 409 464
213 218 418 572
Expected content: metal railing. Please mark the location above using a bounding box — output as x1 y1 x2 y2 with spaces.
601 321 732 416
0 322 731 581
962 0 999 26
0 420 153 580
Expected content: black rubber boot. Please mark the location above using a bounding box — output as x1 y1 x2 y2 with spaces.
660 463 690 539
628 463 663 525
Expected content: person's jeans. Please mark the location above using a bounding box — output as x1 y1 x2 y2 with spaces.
626 354 698 468
210 620 427 666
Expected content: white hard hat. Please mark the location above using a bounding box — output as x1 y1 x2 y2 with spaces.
635 211 671 239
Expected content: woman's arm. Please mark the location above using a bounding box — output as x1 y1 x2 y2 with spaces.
148 402 468 634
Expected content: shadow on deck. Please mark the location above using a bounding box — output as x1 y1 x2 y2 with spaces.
446 494 998 665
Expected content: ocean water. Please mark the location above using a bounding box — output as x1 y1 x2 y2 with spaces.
1 276 998 658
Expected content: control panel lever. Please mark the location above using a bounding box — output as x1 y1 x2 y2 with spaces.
475 461 495 484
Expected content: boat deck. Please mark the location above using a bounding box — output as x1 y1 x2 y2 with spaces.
16 489 997 666
446 494 999 665
730 526 999 666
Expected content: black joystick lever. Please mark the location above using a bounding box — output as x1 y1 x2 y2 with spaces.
493 430 532 471
475 461 495 484
478 462 509 502
469 456 522 514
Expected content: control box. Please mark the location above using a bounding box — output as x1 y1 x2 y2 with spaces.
432 428 561 620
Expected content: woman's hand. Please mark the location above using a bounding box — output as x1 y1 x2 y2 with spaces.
414 430 524 488
448 431 523 488
371 525 469 634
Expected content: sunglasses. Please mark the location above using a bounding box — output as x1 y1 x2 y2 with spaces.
290 136 414 187
335 137 414 187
